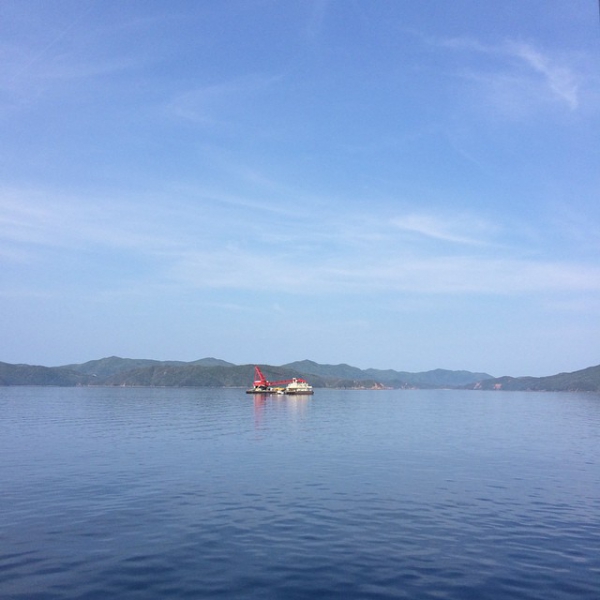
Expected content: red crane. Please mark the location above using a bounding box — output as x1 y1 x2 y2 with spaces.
252 366 307 388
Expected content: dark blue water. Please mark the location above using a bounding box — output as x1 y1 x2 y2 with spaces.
1 387 599 599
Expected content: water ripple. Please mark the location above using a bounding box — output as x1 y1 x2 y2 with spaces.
1 388 599 599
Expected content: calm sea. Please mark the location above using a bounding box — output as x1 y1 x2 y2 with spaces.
1 387 599 599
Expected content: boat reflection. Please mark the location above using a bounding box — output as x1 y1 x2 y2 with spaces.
252 393 311 430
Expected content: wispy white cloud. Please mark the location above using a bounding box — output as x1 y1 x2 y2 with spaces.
436 36 581 115
0 188 187 265
545 201 600 257
507 41 579 110
167 244 600 297
167 74 283 126
1 5 92 83
2 184 599 302
545 296 600 314
390 213 495 246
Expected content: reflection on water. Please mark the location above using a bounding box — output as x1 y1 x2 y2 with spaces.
1 387 599 600
252 393 311 430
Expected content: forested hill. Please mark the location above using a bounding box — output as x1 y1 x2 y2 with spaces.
282 360 492 388
0 357 490 389
1 357 598 391
0 362 89 386
468 365 600 393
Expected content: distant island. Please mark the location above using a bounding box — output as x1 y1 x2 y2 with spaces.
0 357 599 392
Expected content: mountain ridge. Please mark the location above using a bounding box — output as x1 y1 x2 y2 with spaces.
0 357 598 391
469 365 600 392
283 360 493 387
1 357 490 388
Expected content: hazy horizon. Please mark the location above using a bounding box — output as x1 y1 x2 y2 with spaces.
8 353 598 381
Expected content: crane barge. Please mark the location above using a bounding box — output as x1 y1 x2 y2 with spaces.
246 366 314 395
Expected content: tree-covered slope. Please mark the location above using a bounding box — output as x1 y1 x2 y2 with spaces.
1 356 598 391
471 365 600 392
0 362 88 386
61 356 187 378
284 360 492 387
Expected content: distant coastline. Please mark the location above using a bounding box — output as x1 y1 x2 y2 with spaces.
1 357 599 392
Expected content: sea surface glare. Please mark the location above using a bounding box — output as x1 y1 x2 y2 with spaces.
1 387 599 599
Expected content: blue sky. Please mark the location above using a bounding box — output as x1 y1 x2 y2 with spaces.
1 1 599 376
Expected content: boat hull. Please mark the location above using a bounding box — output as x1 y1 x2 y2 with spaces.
246 387 314 395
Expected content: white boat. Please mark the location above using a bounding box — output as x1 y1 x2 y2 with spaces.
284 378 314 395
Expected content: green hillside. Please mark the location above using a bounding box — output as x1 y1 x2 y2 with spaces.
0 362 88 386
471 365 600 392
284 360 492 387
1 356 598 392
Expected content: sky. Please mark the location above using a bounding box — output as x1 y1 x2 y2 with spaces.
1 1 599 377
